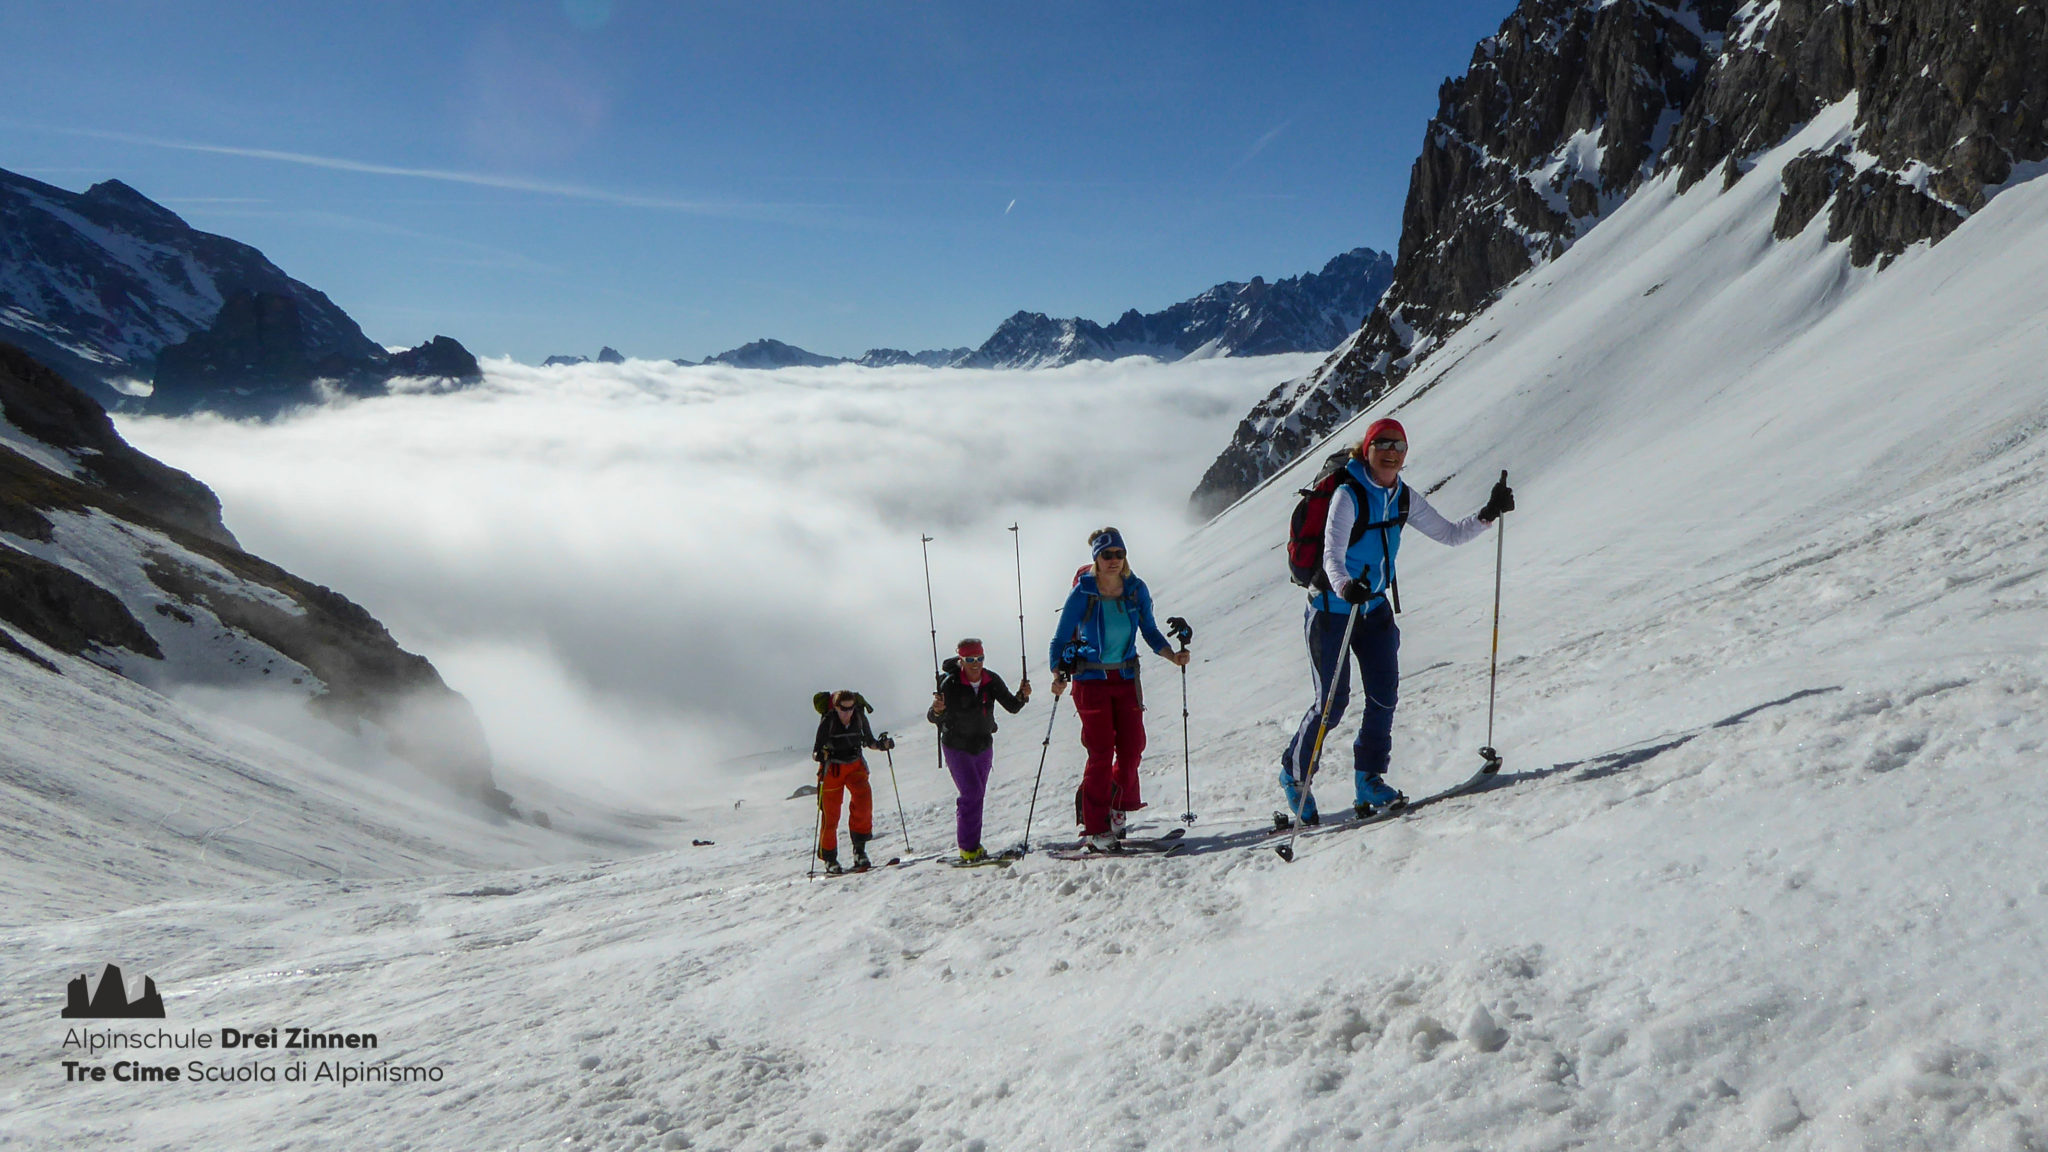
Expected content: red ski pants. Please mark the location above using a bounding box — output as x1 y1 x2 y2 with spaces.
817 760 872 853
1073 675 1145 835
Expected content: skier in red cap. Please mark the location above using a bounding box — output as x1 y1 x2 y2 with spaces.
1281 418 1514 822
928 637 1030 862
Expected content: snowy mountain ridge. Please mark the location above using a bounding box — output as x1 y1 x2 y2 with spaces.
0 341 514 834
548 247 1392 372
0 166 482 417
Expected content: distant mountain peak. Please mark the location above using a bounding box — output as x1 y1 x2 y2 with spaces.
0 166 482 418
703 339 846 369
77 179 188 229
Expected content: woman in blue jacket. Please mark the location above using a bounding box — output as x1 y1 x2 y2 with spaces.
1048 528 1191 851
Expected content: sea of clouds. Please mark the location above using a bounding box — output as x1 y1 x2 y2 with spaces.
118 355 1315 806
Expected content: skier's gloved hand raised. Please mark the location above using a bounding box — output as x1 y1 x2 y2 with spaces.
1340 579 1372 606
878 736 896 751
1478 473 1515 523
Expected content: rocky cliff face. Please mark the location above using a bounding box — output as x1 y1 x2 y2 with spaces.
958 248 1394 370
1191 0 2046 518
0 167 481 418
1667 0 2047 266
0 342 507 806
1193 0 1733 516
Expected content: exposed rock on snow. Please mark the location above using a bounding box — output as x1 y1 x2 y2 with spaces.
0 341 505 805
1193 0 1730 515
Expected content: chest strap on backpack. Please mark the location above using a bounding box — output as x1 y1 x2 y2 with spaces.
1349 484 1410 614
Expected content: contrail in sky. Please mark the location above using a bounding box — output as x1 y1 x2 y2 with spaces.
47 125 809 218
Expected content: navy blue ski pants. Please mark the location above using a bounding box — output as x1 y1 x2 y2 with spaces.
1281 602 1399 818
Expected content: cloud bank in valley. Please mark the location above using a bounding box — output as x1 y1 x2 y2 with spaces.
118 355 1316 805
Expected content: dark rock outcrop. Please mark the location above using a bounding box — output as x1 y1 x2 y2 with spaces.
0 343 506 805
1192 0 2046 517
0 342 234 546
388 335 483 382
147 291 482 419
1667 0 2046 265
0 547 162 664
542 354 590 367
703 339 847 369
596 346 626 364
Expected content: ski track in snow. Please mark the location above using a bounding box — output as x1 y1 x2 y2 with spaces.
6 138 2048 1149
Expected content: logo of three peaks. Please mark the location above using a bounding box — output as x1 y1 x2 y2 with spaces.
61 964 165 1019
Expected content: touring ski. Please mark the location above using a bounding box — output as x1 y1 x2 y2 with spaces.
1263 762 1503 859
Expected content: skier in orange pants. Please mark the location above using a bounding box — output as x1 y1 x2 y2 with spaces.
812 690 894 873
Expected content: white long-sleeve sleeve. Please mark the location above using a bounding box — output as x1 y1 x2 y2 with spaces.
1322 479 1492 595
1322 483 1361 593
1406 487 1492 547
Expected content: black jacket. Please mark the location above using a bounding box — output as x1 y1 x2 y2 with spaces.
925 658 1026 754
814 710 885 765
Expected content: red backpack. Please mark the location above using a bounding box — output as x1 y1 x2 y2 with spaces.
1287 451 1407 590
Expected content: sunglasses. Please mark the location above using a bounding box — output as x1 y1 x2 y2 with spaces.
1098 549 1126 561
1370 438 1408 452
960 655 984 663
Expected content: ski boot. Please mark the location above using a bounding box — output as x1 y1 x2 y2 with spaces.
820 849 844 876
850 832 873 871
1110 810 1129 839
1354 775 1408 819
1082 832 1119 853
960 846 988 864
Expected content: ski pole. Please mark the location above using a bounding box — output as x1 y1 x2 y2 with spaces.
919 532 946 794
1165 616 1195 825
807 760 826 880
1480 470 1508 775
882 738 912 853
1009 522 1029 684
1280 599 1363 862
1020 689 1060 853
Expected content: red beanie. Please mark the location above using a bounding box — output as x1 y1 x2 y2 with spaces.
1360 418 1407 455
955 638 985 658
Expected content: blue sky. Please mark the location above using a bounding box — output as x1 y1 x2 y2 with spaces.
2 1 1511 362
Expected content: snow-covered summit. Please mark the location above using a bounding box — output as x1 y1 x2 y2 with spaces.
957 247 1394 369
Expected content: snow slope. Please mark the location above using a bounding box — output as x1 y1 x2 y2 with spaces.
5 124 2048 1151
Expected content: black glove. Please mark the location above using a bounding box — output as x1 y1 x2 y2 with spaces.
878 736 896 751
1165 616 1194 646
1341 580 1371 605
1478 471 1515 523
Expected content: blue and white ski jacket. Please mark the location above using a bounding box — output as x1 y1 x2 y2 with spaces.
1048 572 1173 680
1311 459 1492 614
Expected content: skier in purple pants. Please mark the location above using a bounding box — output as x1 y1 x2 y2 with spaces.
927 638 1031 862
